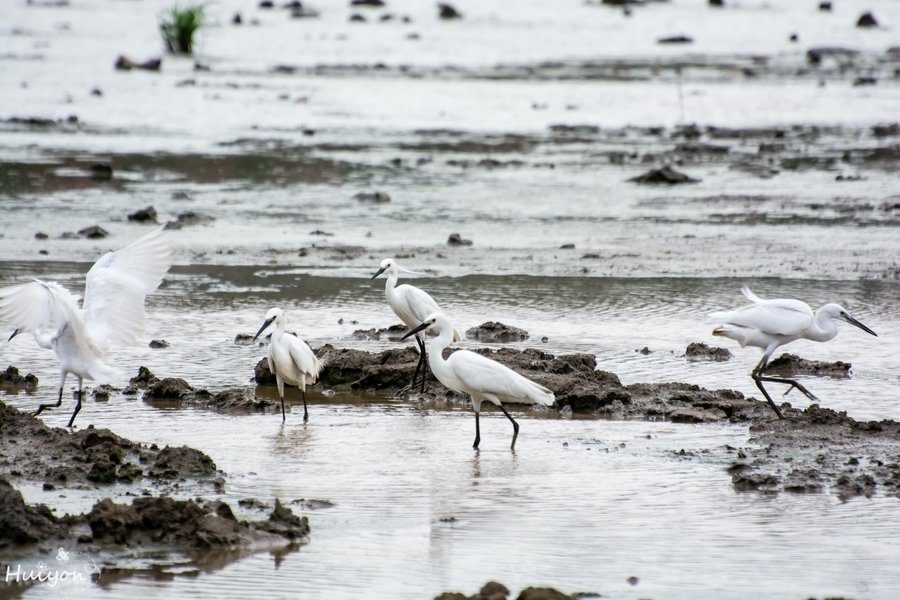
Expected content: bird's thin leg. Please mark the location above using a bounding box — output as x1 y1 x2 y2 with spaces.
751 357 785 419
410 336 425 391
67 377 83 428
498 404 520 450
473 412 481 449
34 371 66 417
758 375 819 402
417 336 428 394
302 389 309 422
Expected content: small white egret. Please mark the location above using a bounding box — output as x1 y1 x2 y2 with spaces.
253 308 322 422
709 287 877 418
0 226 173 427
370 258 460 393
403 312 555 450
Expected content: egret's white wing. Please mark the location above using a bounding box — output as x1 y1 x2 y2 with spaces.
0 279 81 338
449 350 554 405
82 226 173 347
395 285 462 341
287 336 322 382
713 300 813 337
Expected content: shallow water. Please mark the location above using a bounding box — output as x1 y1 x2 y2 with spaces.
2 0 900 597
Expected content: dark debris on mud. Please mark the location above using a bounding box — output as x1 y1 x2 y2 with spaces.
728 405 900 501
435 581 595 600
766 352 852 378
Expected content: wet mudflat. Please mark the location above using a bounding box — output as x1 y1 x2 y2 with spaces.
2 0 900 597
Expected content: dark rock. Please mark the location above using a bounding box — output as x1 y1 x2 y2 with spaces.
232 12 242 24
150 446 217 479
465 321 529 343
852 76 877 86
257 498 310 540
128 366 157 389
34 232 49 240
447 233 473 246
818 1 831 11
559 243 575 249
628 165 698 184
709 0 723 6
685 342 732 361
235 333 256 346
350 324 407 341
255 358 277 384
89 163 113 180
0 477 68 548
259 0 274 7
872 123 899 137
78 225 109 238
765 353 851 378
351 0 384 5
0 366 38 390
149 339 169 349
166 211 214 229
856 12 878 28
354 191 391 203
349 13 366 22
438 3 462 19
90 88 103 96
127 206 158 222
481 581 511 599
434 594 468 600
144 377 193 400
114 55 161 71
516 587 576 600
658 35 693 44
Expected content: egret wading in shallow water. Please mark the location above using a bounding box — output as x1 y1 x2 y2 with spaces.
370 258 460 393
253 308 322 423
709 287 877 419
403 312 555 450
0 226 173 427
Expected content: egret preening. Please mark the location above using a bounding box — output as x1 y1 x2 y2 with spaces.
370 258 460 393
0 226 173 427
709 287 877 418
253 308 322 422
402 312 555 450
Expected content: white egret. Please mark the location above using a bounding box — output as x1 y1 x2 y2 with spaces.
0 226 173 427
403 312 555 450
709 287 877 418
253 307 322 422
370 258 460 393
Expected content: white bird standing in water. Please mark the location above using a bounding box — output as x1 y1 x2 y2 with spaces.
403 312 554 450
708 287 877 418
370 258 460 393
253 308 322 422
0 226 173 427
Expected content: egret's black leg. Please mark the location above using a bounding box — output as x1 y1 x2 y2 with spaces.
302 389 309 422
280 394 286 422
67 377 83 428
473 412 481 449
751 357 785 419
35 373 67 417
498 404 520 450
416 337 428 393
758 375 819 402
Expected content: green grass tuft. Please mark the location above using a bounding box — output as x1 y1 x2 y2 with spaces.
160 4 205 54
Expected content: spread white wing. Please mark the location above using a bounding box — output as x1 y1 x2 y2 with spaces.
448 350 554 406
0 279 82 343
82 226 173 348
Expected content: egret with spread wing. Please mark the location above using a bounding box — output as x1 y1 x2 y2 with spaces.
403 312 554 450
371 258 459 393
253 308 322 422
0 226 173 427
709 287 877 418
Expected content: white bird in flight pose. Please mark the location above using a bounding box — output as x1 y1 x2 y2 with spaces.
0 226 173 427
253 307 322 422
708 287 877 418
403 312 554 450
371 258 460 393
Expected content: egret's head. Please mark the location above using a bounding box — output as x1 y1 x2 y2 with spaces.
370 258 397 280
823 303 877 337
254 308 284 341
401 312 444 340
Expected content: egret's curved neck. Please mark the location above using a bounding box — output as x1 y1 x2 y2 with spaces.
805 308 839 342
426 324 455 368
384 270 399 294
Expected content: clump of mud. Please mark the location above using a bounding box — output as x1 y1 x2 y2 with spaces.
434 581 594 600
465 321 530 343
765 353 852 378
0 399 220 488
685 342 732 361
727 405 900 500
0 365 39 391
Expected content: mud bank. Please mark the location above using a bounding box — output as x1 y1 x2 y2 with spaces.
435 581 598 600
727 405 900 500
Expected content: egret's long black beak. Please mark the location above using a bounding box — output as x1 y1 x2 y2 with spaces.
7 328 20 342
401 322 429 341
843 314 877 337
253 318 275 341
370 266 387 280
